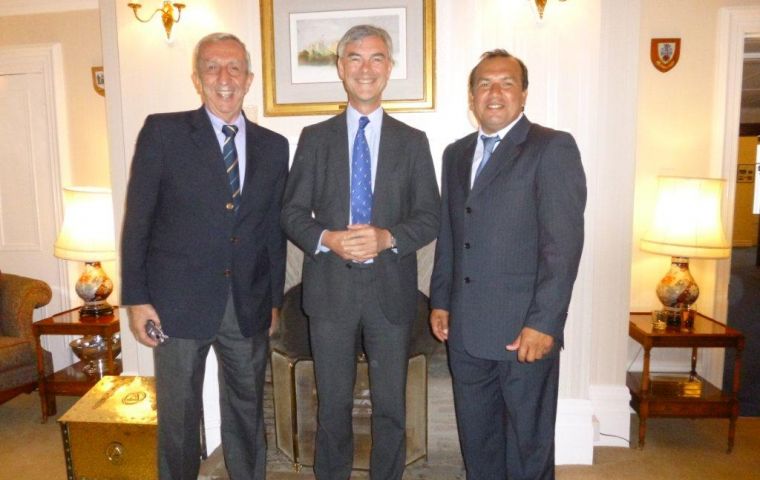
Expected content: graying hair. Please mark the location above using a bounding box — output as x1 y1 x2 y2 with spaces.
468 49 529 93
193 32 251 75
336 25 394 64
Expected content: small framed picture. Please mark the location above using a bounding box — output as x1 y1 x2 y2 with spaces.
91 66 105 97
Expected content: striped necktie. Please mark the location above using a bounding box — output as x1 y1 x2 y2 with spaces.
222 124 241 211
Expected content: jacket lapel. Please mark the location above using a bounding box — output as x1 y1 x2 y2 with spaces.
469 116 531 199
189 107 230 195
458 133 478 196
329 112 351 226
372 113 402 224
238 116 263 218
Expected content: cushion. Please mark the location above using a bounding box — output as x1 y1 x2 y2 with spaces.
0 337 36 372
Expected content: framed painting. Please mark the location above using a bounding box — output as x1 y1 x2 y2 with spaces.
260 0 435 116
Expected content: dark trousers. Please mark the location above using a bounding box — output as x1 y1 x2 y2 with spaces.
154 294 268 480
448 344 560 480
309 267 412 480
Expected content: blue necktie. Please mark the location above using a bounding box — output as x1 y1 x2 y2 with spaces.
475 134 500 180
222 125 241 211
351 116 372 224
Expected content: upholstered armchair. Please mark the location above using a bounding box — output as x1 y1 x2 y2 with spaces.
0 272 53 405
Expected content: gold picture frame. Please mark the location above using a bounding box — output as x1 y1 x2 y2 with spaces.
260 0 435 116
91 66 105 97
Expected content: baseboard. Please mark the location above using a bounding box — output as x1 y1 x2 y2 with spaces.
589 384 631 447
555 399 594 465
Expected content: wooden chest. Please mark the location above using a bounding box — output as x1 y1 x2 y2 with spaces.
59 376 157 480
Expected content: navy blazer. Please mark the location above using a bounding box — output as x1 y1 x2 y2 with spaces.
281 112 440 324
121 107 288 339
430 116 586 360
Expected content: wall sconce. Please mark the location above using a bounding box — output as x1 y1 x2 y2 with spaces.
640 176 730 326
127 1 185 40
533 0 568 19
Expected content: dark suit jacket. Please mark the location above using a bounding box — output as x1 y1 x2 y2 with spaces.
281 111 440 324
430 115 586 360
121 107 288 339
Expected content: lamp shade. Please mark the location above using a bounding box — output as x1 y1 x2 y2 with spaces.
640 176 730 259
54 187 116 262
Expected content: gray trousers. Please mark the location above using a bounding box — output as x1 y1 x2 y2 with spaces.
309 266 413 480
154 294 268 480
449 344 560 480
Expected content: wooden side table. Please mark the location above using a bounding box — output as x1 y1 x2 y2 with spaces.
627 311 745 452
32 307 122 422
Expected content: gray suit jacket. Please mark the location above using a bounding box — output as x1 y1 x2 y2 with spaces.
121 107 288 339
281 111 440 324
430 115 586 360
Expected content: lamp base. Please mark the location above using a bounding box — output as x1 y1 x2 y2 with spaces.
75 261 114 319
655 256 699 315
79 301 114 318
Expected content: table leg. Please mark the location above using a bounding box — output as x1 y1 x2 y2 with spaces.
33 331 52 422
638 347 651 449
728 342 744 453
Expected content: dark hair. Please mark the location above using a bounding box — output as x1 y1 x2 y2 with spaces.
336 24 394 64
468 49 529 93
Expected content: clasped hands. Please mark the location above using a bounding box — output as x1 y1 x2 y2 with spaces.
429 309 554 363
322 224 393 262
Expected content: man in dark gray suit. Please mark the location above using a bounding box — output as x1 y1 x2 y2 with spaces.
121 32 288 479
430 50 586 480
282 25 439 480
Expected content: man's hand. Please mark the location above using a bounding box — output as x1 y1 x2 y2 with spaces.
322 225 392 261
269 308 280 337
430 308 450 342
344 224 392 260
128 304 161 348
506 327 554 363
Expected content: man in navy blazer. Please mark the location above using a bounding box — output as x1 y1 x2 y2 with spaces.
282 25 439 480
430 50 586 479
121 33 288 479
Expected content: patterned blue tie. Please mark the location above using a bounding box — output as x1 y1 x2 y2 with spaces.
222 125 241 211
351 116 372 224
475 134 500 180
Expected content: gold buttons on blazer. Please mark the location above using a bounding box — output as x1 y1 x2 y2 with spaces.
226 202 235 211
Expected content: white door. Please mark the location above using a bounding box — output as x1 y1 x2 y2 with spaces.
0 46 71 369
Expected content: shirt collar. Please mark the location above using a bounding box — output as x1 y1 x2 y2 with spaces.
347 104 384 128
479 112 523 142
205 108 245 133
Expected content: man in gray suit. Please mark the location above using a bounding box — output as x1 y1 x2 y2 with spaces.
430 50 586 479
282 25 439 480
122 33 288 479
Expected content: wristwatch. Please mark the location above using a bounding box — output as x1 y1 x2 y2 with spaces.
389 233 397 250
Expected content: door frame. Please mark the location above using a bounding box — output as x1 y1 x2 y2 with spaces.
708 6 760 382
0 43 72 358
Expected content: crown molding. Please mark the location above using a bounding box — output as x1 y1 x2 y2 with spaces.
0 0 97 17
